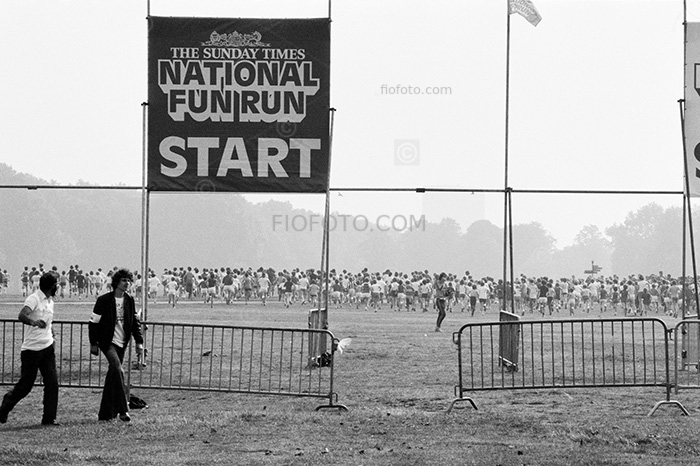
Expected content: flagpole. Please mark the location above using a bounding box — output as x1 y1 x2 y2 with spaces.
502 0 540 312
505 1 511 192
682 0 688 319
502 0 512 311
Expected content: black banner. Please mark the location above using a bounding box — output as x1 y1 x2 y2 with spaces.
148 17 330 192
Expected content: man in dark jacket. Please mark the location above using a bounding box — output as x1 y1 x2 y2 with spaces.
89 268 143 422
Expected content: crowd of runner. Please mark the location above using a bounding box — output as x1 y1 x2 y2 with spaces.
3 264 697 318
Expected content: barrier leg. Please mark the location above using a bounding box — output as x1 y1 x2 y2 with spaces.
315 394 348 412
447 397 478 413
315 403 348 412
647 400 689 417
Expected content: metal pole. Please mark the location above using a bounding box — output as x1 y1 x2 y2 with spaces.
504 0 511 191
145 190 151 320
320 188 328 309
682 0 688 320
680 94 700 318
687 190 700 318
320 6 333 320
141 102 148 321
322 108 336 317
502 192 509 311
508 189 515 312
683 193 687 319
321 7 333 320
0 185 682 196
329 187 681 195
322 190 330 313
142 0 151 320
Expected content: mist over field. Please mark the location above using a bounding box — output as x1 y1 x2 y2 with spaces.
0 163 693 285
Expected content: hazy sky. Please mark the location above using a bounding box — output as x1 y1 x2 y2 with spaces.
1 0 698 246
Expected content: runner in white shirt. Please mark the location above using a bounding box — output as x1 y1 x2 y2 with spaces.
477 281 490 316
257 272 271 306
148 273 161 303
167 277 179 308
297 274 309 305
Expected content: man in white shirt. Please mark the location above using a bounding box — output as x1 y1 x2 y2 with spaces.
0 272 61 426
477 281 491 315
148 272 161 303
257 272 271 306
297 273 309 305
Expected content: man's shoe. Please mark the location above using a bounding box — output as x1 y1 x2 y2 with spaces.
41 420 61 426
119 413 131 422
0 411 7 424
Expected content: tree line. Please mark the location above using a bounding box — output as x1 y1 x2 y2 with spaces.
0 163 693 284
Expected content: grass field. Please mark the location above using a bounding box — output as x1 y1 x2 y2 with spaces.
1 295 700 465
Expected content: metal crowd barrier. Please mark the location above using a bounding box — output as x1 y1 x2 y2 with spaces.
0 320 346 411
448 317 689 416
0 320 107 389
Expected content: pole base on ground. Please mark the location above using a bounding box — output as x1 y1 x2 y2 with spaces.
447 397 478 413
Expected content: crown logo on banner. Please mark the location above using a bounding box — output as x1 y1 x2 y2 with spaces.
202 31 270 48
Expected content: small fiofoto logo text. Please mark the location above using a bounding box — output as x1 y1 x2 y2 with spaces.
380 84 452 96
394 139 420 165
272 214 426 232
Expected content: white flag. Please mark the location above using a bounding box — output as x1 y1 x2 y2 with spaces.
509 0 542 27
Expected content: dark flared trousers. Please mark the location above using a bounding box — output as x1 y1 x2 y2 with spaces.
98 344 129 420
1 344 58 423
436 298 447 328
